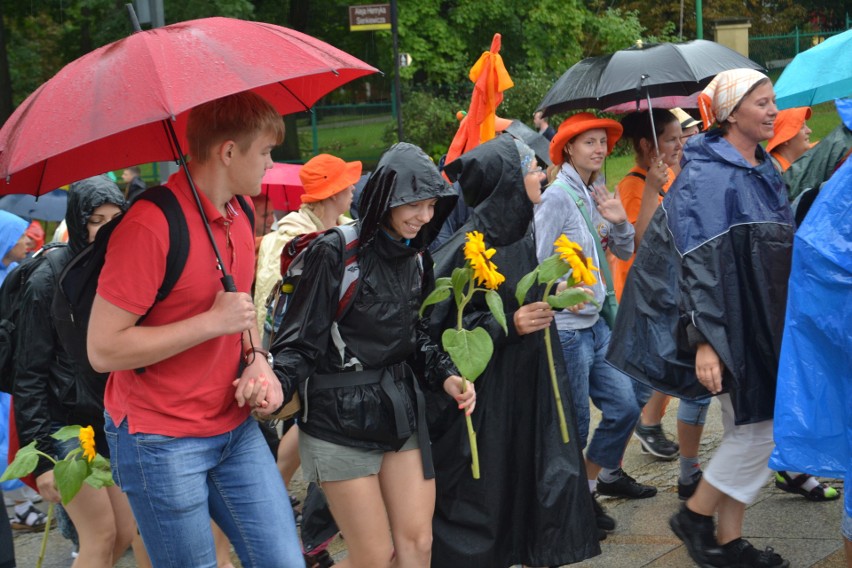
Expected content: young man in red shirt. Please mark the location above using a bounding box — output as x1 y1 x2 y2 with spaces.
88 92 302 567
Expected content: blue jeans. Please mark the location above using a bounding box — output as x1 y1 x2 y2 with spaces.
558 319 650 469
105 414 302 568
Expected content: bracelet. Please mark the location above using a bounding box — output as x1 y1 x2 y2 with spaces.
244 347 273 366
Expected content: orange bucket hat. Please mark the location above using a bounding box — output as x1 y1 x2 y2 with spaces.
299 154 362 203
766 107 812 154
549 112 623 166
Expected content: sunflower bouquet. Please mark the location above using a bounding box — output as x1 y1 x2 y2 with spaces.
515 235 598 443
1 425 114 568
420 231 507 479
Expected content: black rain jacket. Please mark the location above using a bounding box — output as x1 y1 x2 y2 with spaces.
14 176 125 477
607 130 794 425
271 143 458 468
427 136 600 567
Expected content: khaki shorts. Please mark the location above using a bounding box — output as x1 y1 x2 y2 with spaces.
298 430 419 483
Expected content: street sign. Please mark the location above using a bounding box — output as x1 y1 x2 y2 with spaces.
349 4 392 31
399 53 412 67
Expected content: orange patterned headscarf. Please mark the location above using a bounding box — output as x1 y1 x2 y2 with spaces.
698 69 769 130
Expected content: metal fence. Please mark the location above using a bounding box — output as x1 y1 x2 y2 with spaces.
750 20 851 70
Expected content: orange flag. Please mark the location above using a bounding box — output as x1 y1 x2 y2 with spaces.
445 33 514 168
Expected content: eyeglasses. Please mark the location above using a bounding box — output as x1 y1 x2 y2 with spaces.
526 167 544 176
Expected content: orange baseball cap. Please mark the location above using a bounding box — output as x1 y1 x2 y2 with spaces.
766 107 812 154
299 154 362 203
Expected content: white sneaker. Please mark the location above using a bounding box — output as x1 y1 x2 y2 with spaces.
2 485 43 506
19 485 43 504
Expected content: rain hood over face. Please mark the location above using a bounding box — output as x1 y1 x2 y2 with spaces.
0 210 28 265
66 175 127 254
357 143 457 249
443 135 532 247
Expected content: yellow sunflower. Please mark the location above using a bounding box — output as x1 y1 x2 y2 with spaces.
79 425 96 462
463 231 506 290
554 235 599 286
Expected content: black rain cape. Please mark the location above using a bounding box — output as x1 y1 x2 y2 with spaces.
607 130 794 425
427 135 600 567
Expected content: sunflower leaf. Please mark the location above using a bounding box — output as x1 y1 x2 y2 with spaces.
547 287 594 309
0 441 39 482
434 277 452 289
419 287 452 317
441 327 493 382
515 269 538 306
55 458 89 506
485 290 507 335
451 266 472 306
51 425 82 441
537 254 570 284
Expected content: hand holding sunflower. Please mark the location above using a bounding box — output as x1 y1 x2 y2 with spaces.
1 425 114 568
420 231 508 479
515 235 599 443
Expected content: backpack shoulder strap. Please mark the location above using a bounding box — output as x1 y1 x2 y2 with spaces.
135 186 189 302
236 195 255 234
625 170 646 181
330 223 360 320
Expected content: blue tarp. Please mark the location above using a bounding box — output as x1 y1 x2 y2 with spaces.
769 155 852 517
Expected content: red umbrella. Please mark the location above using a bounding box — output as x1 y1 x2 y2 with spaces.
0 17 377 196
261 162 304 212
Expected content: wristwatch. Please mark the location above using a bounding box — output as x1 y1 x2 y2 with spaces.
244 347 273 366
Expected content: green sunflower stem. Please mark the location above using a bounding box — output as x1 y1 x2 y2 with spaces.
544 326 570 444
36 501 54 568
461 377 480 479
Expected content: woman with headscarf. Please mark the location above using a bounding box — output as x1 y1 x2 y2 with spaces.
534 112 656 536
13 176 137 567
427 135 600 567
608 69 793 567
271 143 474 568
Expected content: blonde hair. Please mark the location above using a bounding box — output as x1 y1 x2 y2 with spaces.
186 92 285 163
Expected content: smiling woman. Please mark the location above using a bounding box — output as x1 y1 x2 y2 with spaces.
610 69 795 568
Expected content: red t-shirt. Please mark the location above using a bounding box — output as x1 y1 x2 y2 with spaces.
100 170 254 437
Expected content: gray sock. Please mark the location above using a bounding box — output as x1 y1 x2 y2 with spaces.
679 456 700 485
598 467 622 484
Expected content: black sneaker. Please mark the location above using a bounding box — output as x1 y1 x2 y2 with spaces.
722 538 790 568
591 493 616 532
679 469 704 500
596 468 658 499
634 423 679 460
669 504 727 568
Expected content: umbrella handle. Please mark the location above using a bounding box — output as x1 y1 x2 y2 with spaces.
644 89 660 156
164 119 236 292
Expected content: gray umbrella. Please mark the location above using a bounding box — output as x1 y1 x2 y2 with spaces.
502 121 553 167
0 189 67 221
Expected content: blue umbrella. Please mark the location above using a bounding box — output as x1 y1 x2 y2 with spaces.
775 28 852 109
0 189 68 221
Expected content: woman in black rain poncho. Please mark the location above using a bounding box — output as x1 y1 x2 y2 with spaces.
427 135 600 568
271 143 475 568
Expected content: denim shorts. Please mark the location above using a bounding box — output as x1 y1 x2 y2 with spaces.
299 430 419 483
677 397 712 426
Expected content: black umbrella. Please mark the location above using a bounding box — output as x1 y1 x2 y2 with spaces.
0 189 67 221
538 39 763 152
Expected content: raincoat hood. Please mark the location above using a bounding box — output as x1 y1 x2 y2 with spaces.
358 143 457 249
670 130 792 254
0 210 29 264
66 176 126 253
443 135 532 246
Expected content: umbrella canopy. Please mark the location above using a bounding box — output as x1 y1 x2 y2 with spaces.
538 39 763 116
444 33 514 167
0 189 68 221
603 92 700 114
0 17 378 196
774 29 852 109
261 162 303 211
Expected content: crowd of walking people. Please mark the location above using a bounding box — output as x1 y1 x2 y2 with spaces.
1 63 850 568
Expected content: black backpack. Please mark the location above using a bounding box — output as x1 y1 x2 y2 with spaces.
51 186 254 378
0 243 67 393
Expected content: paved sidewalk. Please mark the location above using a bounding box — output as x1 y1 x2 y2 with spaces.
8 399 847 567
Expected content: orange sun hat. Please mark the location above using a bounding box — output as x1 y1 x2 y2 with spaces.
299 154 362 203
549 112 623 166
766 107 812 154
